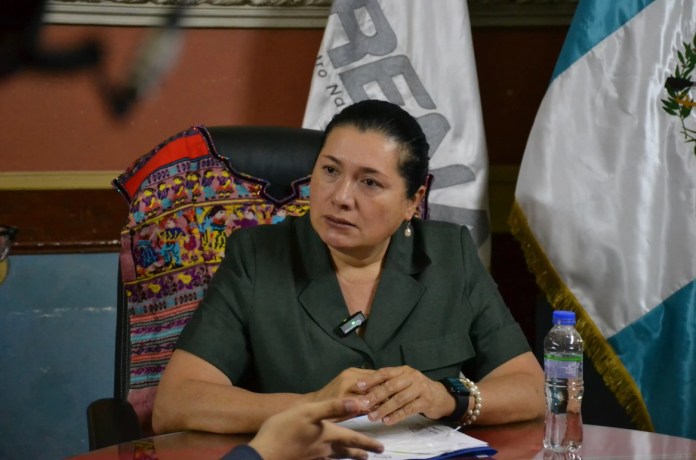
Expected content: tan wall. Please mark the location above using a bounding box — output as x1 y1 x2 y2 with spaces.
0 25 323 174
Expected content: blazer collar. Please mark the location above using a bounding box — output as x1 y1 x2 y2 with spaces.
295 215 432 353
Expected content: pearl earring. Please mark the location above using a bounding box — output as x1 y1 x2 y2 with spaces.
404 220 413 237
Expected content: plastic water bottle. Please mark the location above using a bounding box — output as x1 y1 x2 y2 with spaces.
543 310 584 453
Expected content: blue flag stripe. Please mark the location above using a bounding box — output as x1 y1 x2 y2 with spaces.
551 0 655 81
608 280 696 439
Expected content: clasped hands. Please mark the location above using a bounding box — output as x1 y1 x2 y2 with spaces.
308 366 455 425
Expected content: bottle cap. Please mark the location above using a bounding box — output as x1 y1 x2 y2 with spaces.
552 310 576 325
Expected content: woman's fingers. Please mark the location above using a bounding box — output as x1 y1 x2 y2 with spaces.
360 366 412 409
311 368 378 405
356 366 402 392
359 366 451 424
366 383 420 424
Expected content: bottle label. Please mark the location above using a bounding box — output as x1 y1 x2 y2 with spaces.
544 354 582 379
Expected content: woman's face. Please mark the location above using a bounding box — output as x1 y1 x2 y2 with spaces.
309 125 423 259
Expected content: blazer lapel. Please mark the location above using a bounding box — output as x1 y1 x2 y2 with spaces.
364 220 430 351
363 268 425 352
298 274 371 354
294 214 372 354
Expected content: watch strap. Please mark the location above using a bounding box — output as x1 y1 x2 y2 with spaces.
438 377 470 423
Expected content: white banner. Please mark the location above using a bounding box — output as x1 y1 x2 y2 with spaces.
303 0 490 263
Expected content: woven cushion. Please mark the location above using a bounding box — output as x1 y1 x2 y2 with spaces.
113 126 311 432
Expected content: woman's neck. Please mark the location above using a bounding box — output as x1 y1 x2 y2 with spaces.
328 241 389 282
329 243 389 320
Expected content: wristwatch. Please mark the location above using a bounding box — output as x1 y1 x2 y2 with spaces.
438 377 470 423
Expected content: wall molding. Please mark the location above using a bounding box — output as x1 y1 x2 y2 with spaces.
45 2 332 28
0 171 120 190
45 0 578 28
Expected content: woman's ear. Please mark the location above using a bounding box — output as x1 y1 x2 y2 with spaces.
406 185 427 219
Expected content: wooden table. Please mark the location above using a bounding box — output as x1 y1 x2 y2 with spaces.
466 419 696 459
69 419 696 459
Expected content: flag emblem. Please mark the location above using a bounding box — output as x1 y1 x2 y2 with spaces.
662 34 696 156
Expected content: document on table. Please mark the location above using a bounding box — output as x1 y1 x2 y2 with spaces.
339 415 496 459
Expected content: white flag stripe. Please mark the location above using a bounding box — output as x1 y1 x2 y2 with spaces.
517 0 696 337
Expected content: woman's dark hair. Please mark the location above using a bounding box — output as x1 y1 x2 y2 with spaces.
322 99 430 198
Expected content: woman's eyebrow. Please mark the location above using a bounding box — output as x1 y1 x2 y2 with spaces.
323 154 384 176
323 154 342 165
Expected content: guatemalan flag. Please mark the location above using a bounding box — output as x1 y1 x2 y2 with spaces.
302 0 490 264
511 0 696 438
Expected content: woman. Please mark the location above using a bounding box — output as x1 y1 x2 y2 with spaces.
153 100 544 434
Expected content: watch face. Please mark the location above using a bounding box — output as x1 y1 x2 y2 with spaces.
443 377 469 395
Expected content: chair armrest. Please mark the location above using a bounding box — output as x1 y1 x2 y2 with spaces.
87 398 142 450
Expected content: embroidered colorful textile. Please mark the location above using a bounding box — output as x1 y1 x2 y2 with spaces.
113 126 311 432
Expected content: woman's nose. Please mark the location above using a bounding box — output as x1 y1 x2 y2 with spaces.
331 178 354 207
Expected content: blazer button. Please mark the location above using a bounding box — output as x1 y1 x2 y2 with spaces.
360 362 373 369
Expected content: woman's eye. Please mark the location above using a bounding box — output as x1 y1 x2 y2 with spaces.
323 165 338 175
363 178 380 188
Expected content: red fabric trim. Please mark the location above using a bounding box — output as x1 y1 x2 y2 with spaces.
121 130 211 198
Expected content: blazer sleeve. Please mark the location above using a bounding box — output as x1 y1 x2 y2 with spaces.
459 226 531 379
176 227 257 383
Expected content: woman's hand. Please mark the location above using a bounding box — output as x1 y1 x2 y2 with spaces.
306 368 376 407
357 366 454 425
248 399 384 460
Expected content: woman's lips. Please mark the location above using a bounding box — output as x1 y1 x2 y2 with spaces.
325 215 356 228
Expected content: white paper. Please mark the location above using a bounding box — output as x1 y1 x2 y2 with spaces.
339 415 490 460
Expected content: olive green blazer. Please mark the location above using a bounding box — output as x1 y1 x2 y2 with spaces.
177 213 529 392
